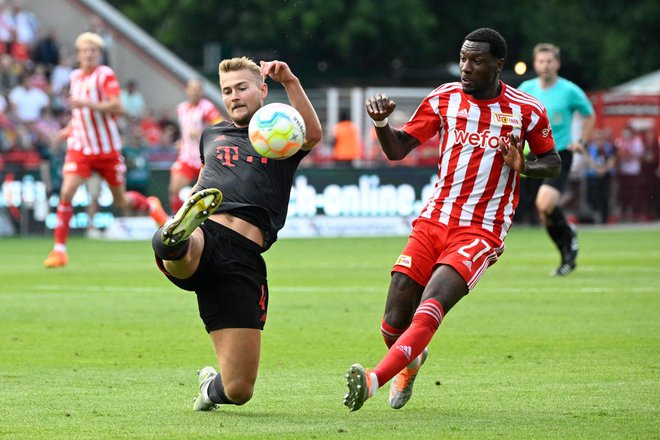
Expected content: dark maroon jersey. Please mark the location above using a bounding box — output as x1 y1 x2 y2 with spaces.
196 121 308 250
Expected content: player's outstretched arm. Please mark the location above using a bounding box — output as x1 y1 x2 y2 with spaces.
366 93 419 160
260 60 322 150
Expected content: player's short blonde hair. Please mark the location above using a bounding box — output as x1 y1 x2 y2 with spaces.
75 32 105 50
533 43 560 61
218 57 262 84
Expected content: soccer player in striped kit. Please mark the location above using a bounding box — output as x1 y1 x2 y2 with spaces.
169 78 223 214
344 28 561 411
43 32 167 268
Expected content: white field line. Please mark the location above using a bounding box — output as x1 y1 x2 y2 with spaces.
24 284 660 294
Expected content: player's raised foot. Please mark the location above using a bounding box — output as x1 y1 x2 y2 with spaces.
193 366 218 411
388 347 429 409
43 250 68 268
343 364 376 412
161 189 222 246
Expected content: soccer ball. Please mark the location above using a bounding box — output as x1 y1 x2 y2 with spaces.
248 103 306 159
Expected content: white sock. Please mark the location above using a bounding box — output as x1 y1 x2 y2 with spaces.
54 244 67 253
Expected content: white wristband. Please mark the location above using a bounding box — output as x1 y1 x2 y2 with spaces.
373 118 389 128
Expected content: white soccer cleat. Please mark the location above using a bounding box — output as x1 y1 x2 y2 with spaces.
388 347 429 409
192 366 218 411
343 363 376 412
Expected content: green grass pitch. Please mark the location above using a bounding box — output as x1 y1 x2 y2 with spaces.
0 225 658 439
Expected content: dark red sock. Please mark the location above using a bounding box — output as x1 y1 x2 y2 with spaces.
372 299 444 387
126 190 150 211
381 320 406 348
54 202 73 246
169 194 183 214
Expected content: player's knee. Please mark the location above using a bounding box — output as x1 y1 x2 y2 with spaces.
390 272 419 292
384 273 422 328
224 380 254 405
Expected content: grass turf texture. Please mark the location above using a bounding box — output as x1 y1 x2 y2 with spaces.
0 226 658 439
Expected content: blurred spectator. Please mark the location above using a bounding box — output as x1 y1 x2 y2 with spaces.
29 63 49 92
640 129 659 220
656 132 660 219
0 92 11 151
614 126 645 222
0 1 15 54
50 51 72 95
8 73 49 123
32 105 63 194
10 1 38 64
33 28 60 76
120 79 146 121
0 53 21 95
584 130 616 224
13 1 38 48
331 111 362 166
139 108 163 147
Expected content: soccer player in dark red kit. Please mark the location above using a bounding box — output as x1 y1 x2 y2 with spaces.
343 28 561 411
151 57 322 411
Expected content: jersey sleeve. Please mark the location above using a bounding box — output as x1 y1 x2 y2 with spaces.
526 107 555 156
569 82 595 117
205 105 223 124
402 96 441 144
102 71 121 99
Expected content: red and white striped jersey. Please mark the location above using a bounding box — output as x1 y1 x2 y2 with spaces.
176 98 222 166
403 81 555 241
67 65 123 155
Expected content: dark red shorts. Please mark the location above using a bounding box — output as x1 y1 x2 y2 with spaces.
62 150 126 186
170 159 201 181
392 219 505 291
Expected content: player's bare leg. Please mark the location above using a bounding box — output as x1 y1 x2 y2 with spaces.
152 188 222 277
345 267 466 411
211 329 261 404
160 229 205 279
168 170 192 214
537 184 578 276
44 173 85 268
194 329 261 410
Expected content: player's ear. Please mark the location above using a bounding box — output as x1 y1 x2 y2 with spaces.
260 82 268 99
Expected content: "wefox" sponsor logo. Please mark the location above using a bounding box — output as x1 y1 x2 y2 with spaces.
454 129 511 149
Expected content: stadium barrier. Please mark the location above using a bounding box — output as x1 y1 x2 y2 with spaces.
0 166 438 239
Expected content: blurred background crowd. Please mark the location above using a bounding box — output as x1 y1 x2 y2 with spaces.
0 1 658 227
